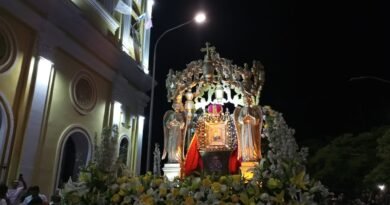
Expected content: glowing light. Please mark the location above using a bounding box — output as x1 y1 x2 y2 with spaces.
38 57 53 72
378 184 386 191
194 12 206 24
37 57 53 87
215 84 224 102
240 161 258 180
113 101 122 126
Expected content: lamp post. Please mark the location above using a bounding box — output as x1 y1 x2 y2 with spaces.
146 12 206 171
350 76 390 84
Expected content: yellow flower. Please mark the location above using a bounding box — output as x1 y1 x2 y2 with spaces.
136 185 145 195
231 175 241 183
290 170 308 190
267 178 282 190
139 194 154 205
111 194 121 203
272 191 285 204
151 178 163 188
117 176 128 184
231 194 240 203
79 172 91 182
202 178 212 188
171 188 179 197
118 189 127 196
184 196 195 205
159 187 167 197
219 176 228 184
211 182 221 193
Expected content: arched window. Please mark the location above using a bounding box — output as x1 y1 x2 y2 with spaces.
58 130 90 187
119 137 129 164
0 95 13 182
0 103 7 160
0 108 3 133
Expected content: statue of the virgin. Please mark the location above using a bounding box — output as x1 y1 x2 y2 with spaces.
233 97 263 162
162 101 186 163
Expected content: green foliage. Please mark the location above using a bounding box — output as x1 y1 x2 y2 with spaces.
257 106 329 204
364 129 390 186
94 127 119 173
309 126 390 198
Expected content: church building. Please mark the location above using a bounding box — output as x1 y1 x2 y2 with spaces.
0 0 153 196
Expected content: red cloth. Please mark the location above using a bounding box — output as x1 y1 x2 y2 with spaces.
184 134 203 176
184 134 241 175
229 148 241 174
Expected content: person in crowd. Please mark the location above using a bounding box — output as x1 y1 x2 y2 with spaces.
27 196 43 205
0 184 9 205
20 186 33 204
22 186 48 205
7 174 27 205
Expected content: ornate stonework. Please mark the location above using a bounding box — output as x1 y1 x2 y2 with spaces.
0 17 17 73
165 42 265 110
70 71 97 115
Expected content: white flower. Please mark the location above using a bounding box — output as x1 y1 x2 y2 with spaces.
194 191 204 200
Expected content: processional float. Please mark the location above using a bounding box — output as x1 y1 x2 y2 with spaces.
162 43 265 180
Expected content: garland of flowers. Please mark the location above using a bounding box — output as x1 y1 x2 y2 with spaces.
61 108 328 205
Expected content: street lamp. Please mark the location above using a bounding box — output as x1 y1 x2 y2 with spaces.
146 12 206 171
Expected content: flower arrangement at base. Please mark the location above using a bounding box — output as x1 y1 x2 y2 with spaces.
61 108 329 204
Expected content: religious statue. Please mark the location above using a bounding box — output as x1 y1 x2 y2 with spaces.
166 69 176 102
184 104 240 175
162 43 267 178
233 97 263 162
162 101 186 163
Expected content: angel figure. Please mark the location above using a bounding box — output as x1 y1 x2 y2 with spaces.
162 101 186 163
233 97 263 162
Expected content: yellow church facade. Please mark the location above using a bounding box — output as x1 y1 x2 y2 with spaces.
0 0 153 196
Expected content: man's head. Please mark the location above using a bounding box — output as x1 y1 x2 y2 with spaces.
30 186 40 196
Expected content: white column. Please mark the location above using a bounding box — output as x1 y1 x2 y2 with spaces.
19 51 54 183
141 0 153 74
121 0 132 53
135 115 144 174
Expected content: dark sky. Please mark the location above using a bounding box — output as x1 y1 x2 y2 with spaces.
142 0 390 169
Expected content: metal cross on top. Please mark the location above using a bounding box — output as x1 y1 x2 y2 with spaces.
200 42 216 57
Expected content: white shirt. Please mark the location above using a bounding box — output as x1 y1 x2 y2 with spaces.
7 186 24 205
0 199 7 205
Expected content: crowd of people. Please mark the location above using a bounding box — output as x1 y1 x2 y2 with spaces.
0 174 60 205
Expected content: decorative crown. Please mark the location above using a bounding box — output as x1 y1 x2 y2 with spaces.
207 104 222 115
165 43 265 110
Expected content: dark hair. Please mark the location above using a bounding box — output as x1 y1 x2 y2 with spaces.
31 186 40 192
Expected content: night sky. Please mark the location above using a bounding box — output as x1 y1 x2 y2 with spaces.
142 0 390 170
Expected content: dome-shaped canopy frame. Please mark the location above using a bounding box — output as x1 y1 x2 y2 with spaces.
165 43 265 110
